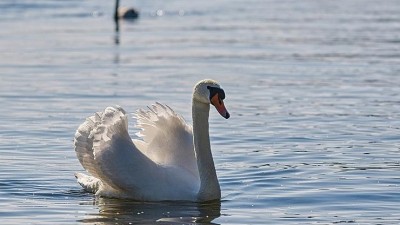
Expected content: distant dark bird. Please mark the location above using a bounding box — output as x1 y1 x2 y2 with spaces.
114 0 139 21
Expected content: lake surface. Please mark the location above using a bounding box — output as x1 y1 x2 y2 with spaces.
1 0 400 224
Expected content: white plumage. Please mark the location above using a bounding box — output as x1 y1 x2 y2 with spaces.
74 79 229 202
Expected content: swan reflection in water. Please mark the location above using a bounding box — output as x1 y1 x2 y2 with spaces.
79 197 221 224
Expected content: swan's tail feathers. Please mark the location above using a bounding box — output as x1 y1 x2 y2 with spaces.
75 172 101 194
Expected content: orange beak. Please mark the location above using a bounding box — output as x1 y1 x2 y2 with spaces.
210 94 230 119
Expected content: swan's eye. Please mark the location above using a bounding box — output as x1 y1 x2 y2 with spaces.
219 89 225 100
207 86 225 100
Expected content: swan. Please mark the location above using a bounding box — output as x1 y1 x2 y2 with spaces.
114 0 139 21
74 79 230 202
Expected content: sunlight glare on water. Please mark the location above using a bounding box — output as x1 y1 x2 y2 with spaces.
0 0 399 224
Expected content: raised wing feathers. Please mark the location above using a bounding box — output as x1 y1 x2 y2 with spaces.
74 104 199 199
134 102 198 177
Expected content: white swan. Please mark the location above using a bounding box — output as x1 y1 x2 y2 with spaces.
74 79 230 202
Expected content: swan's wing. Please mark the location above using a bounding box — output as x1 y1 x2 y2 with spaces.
134 102 198 177
74 112 102 179
74 106 158 192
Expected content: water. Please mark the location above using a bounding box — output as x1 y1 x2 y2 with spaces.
1 0 400 224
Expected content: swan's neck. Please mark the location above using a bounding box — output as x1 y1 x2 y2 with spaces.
114 0 119 21
192 100 221 201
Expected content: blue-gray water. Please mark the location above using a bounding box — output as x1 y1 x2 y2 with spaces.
1 0 400 224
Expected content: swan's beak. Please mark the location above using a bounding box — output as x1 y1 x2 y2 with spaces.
211 94 230 119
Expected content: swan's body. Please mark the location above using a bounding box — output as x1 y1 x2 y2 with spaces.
74 79 229 202
114 0 139 21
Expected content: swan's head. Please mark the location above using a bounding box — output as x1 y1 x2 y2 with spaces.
193 79 230 119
